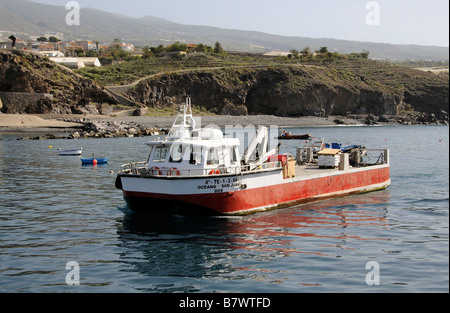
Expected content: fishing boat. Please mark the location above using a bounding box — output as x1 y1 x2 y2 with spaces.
278 134 311 140
278 129 311 140
58 148 82 155
116 98 391 215
81 157 108 165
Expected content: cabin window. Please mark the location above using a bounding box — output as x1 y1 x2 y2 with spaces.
169 144 184 163
189 146 202 165
232 147 238 163
152 146 169 163
207 148 219 165
146 146 154 163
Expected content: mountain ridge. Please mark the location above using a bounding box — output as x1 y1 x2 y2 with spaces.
0 0 448 60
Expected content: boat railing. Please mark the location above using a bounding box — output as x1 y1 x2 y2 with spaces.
120 161 147 175
120 161 283 177
241 161 283 172
362 149 390 166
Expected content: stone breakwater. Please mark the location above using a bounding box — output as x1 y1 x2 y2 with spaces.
17 117 167 140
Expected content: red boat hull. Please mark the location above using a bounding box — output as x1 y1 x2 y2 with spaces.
122 166 390 215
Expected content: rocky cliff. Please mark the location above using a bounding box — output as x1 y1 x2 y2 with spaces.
125 63 449 124
0 49 117 114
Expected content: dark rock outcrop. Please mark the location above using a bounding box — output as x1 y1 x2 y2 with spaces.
125 65 448 124
0 49 117 114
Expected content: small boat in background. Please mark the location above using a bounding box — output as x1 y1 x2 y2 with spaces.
278 134 311 140
81 157 108 165
58 148 82 156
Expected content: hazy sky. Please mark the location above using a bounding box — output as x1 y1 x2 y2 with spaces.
29 0 449 46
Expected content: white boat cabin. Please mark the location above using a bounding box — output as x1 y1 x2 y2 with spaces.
123 97 279 178
144 134 241 176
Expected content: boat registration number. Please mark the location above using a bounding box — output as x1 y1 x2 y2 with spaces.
196 177 240 193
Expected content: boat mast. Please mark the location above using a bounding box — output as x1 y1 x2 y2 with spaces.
168 97 196 139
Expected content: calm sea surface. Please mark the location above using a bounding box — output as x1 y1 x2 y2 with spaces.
0 125 448 293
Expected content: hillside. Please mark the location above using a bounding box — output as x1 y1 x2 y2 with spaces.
1 49 448 125
0 49 117 114
80 52 447 123
0 0 448 60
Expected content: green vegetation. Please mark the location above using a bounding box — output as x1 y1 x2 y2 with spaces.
76 44 448 100
389 59 449 69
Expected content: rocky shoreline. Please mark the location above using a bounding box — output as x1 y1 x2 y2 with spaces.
2 110 447 141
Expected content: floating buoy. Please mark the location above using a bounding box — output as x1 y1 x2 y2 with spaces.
93 159 98 165
48 145 53 148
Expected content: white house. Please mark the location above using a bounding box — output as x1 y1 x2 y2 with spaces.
79 57 101 67
49 57 85 69
38 51 65 57
49 57 101 69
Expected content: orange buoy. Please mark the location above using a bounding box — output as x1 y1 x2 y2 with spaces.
168 168 181 176
93 159 98 165
150 167 162 175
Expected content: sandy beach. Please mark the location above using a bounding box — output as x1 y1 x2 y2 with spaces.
0 114 85 132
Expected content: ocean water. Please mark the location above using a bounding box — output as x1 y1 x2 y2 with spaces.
0 125 448 293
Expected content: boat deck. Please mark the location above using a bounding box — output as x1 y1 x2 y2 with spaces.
295 164 339 177
292 163 385 181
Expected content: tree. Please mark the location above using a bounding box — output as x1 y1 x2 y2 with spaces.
290 49 299 59
167 41 188 52
85 50 98 57
301 46 311 57
142 46 154 58
197 43 206 52
109 42 128 60
37 37 47 42
318 47 328 54
75 48 85 57
49 36 59 43
214 42 224 54
150 45 165 56
361 50 370 59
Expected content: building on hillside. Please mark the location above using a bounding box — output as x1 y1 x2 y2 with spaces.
78 57 101 67
31 42 57 52
263 51 290 57
123 43 135 52
49 57 102 69
187 44 198 52
38 51 65 57
60 41 84 56
74 40 100 51
49 57 85 69
0 38 26 50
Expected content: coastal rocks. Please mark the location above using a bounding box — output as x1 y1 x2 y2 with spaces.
16 118 167 140
65 118 166 139
361 111 449 125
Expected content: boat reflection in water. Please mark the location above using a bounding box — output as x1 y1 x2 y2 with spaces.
117 190 391 291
